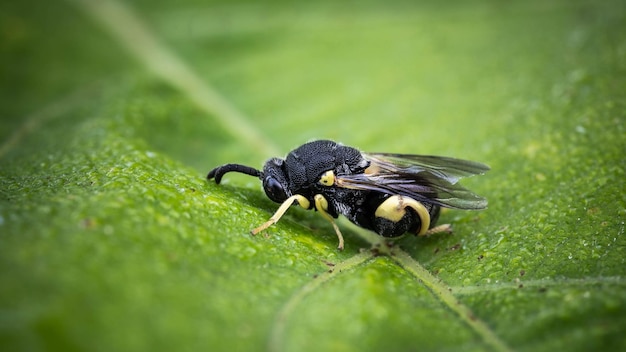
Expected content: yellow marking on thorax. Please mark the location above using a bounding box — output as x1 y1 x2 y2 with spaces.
319 170 335 186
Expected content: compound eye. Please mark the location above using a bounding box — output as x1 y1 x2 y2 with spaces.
263 176 288 202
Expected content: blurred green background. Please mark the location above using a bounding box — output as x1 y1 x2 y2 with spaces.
1 0 625 351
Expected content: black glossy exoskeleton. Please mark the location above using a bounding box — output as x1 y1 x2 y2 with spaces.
207 140 489 250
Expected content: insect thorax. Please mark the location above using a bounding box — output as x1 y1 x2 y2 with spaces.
284 140 367 192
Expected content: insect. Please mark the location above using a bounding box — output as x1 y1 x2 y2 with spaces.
207 140 489 250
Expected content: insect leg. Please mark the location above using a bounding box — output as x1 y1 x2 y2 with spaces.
314 194 345 251
251 195 310 235
423 224 452 236
374 195 431 235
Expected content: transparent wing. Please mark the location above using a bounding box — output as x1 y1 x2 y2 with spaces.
336 153 490 210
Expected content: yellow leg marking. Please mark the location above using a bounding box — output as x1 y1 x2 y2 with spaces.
401 197 431 236
424 224 452 236
375 195 431 236
314 194 345 251
251 195 310 235
375 196 406 222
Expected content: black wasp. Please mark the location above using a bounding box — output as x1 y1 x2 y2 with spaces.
207 140 489 250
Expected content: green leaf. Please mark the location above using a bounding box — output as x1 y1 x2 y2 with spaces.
1 0 625 351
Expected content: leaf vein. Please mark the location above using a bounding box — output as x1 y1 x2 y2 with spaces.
69 0 280 157
451 275 626 295
392 249 514 352
268 250 375 352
